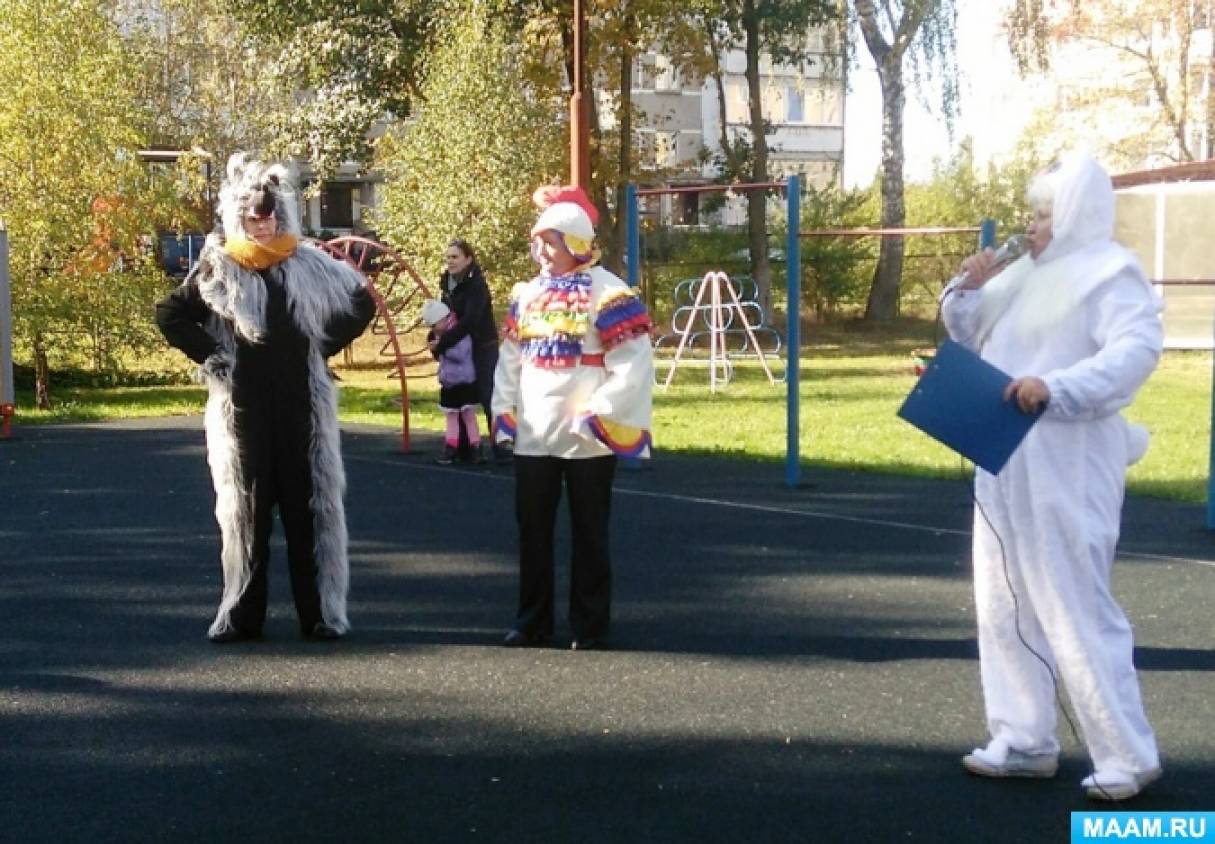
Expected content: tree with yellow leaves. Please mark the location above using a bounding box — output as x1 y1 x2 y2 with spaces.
0 0 189 406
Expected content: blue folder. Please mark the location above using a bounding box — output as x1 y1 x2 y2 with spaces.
897 340 1042 475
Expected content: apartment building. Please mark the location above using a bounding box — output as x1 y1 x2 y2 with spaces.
603 29 845 228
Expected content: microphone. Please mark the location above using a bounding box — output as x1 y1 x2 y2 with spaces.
940 234 1029 300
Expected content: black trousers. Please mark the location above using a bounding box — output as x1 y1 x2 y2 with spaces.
513 454 616 640
227 403 324 635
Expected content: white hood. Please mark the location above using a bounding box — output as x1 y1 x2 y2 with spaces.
972 152 1148 344
1036 152 1117 265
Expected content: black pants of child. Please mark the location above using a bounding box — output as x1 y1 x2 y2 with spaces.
513 454 617 641
226 407 324 636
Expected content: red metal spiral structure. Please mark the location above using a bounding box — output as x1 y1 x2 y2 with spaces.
313 236 436 452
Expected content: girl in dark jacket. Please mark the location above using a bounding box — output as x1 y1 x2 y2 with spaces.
422 299 484 465
434 240 503 459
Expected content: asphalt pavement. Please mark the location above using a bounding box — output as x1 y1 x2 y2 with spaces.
1 417 1212 842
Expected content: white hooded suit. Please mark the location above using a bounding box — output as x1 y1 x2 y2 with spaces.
942 154 1162 780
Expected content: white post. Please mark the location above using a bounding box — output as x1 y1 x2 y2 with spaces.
709 270 723 391
662 272 713 389
720 273 777 384
1 225 14 435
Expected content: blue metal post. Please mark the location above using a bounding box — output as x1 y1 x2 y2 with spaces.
622 183 645 471
1209 328 1215 528
979 217 997 250
626 183 640 288
785 176 801 488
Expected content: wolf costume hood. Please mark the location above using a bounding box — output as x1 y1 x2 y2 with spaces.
219 153 304 241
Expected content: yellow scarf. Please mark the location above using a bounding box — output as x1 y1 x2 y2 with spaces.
224 234 299 270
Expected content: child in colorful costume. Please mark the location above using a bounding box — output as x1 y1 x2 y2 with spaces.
422 298 486 465
493 186 654 650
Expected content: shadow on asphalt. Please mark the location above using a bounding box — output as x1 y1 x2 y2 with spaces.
2 420 1212 841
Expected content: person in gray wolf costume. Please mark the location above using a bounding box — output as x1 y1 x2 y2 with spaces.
156 153 376 642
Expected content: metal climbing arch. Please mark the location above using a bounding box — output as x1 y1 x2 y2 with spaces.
314 235 436 452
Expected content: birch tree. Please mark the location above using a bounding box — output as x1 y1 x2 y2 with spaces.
1007 0 1215 164
851 0 957 321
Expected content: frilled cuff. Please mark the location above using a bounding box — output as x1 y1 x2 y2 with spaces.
594 289 652 350
574 413 652 458
494 412 517 443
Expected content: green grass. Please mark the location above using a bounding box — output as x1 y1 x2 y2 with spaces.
9 319 1212 501
11 385 209 423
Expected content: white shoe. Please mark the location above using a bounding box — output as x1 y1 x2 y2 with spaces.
962 739 1058 779
1082 767 1162 801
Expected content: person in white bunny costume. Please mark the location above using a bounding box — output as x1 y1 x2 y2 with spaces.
942 152 1163 801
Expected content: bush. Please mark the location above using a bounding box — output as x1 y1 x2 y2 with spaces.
11 362 193 389
793 181 877 317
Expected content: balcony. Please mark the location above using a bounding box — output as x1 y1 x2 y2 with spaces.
726 122 844 154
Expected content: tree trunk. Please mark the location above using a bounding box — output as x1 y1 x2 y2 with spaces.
743 0 772 317
707 21 737 172
864 53 907 321
1207 47 1215 159
33 333 50 410
609 21 635 277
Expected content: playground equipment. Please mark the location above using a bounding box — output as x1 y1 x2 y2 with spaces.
626 177 803 486
313 235 436 452
656 271 779 391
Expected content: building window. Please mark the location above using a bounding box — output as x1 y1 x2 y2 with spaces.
786 85 804 123
656 131 678 167
654 54 677 91
806 86 842 125
634 57 656 91
320 184 354 230
677 191 700 226
635 130 657 169
761 85 784 123
725 81 748 123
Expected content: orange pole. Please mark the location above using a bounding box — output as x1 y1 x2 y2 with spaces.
362 280 411 453
570 0 590 189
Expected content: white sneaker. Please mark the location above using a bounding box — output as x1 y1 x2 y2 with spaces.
962 739 1058 779
1082 767 1162 801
